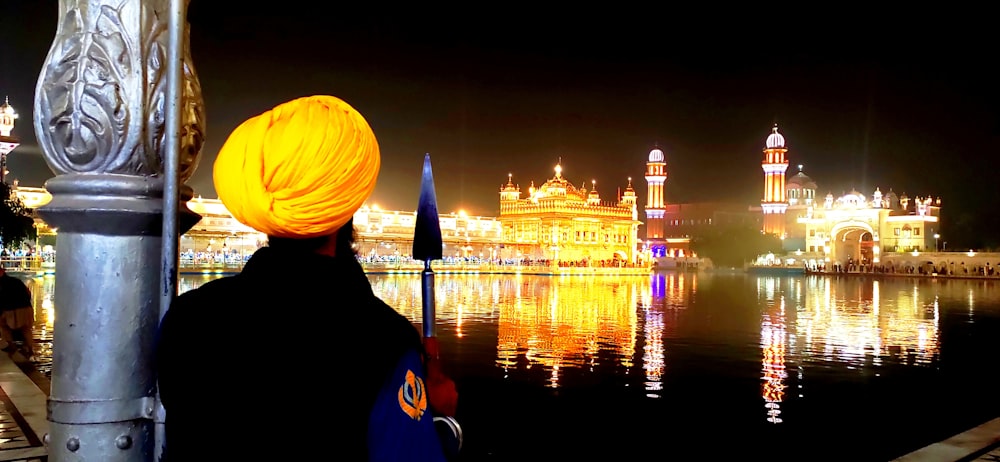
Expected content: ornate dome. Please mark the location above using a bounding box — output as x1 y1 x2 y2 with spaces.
836 190 868 208
766 124 785 149
786 171 817 190
648 147 664 163
533 164 587 201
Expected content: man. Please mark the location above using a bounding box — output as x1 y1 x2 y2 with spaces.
156 95 453 460
0 265 36 361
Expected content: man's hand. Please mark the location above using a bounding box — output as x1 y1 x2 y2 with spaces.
423 337 458 417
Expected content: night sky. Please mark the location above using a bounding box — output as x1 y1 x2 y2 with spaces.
2 4 997 247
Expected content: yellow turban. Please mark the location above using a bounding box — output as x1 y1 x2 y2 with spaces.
213 95 380 238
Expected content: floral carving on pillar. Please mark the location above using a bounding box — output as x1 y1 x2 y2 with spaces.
34 0 204 181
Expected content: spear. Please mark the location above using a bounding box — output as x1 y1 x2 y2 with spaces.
412 153 462 458
413 153 442 338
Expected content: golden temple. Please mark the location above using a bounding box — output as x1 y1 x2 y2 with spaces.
498 162 644 266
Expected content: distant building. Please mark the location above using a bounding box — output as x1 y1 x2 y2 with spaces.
15 125 944 269
662 202 761 236
746 124 944 265
800 189 942 265
499 162 644 264
13 185 506 263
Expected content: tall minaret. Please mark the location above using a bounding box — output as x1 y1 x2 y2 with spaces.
0 97 20 184
761 124 789 236
644 146 666 239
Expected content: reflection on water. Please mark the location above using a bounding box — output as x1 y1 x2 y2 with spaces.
22 273 959 394
18 271 1000 459
374 274 645 389
25 276 55 376
641 301 665 398
760 295 787 424
755 276 943 427
795 277 940 367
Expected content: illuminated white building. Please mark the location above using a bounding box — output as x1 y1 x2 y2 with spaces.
799 189 941 265
749 124 943 265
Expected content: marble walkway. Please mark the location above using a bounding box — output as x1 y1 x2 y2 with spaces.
0 349 46 462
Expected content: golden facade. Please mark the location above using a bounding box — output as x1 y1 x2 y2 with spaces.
17 162 645 266
13 186 506 262
498 163 643 264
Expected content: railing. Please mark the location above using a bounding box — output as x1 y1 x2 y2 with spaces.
8 256 653 275
178 259 247 272
1 256 49 273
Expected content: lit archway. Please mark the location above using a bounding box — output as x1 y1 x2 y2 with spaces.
829 221 876 267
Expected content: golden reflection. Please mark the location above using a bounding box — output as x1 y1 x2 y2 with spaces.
643 305 664 398
642 272 691 397
761 297 787 424
370 274 644 389
798 277 939 366
756 277 790 425
662 271 690 309
26 276 55 364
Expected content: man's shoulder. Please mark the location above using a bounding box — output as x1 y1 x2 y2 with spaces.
176 276 242 300
0 274 27 286
369 297 420 334
164 276 244 319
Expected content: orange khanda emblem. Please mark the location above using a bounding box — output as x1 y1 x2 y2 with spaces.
398 370 428 421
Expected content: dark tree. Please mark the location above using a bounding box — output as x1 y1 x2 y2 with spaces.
691 223 783 268
0 182 37 250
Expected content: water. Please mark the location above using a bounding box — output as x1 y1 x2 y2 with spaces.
22 272 1000 460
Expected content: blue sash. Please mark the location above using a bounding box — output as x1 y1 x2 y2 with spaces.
368 349 447 461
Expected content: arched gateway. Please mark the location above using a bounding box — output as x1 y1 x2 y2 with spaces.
829 221 876 266
798 190 942 266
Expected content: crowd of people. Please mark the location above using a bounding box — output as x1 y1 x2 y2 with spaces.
808 256 1000 278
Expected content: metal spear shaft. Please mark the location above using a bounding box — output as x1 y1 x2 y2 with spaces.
422 259 436 338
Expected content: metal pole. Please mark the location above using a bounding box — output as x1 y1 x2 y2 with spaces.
156 1 187 459
33 2 205 460
421 260 436 338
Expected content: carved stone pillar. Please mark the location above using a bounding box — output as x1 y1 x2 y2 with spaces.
32 1 204 460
